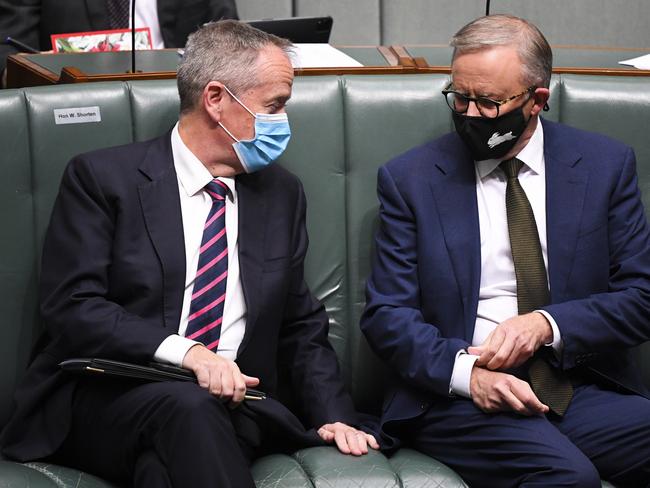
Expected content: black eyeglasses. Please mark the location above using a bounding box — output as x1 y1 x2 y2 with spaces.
442 83 536 119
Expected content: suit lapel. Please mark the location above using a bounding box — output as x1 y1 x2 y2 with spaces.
236 173 268 355
137 135 186 330
429 140 481 340
543 120 588 301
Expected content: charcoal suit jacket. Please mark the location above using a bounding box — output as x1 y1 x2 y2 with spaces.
1 132 358 460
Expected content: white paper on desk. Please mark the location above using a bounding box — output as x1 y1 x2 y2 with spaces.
618 54 650 70
289 43 364 68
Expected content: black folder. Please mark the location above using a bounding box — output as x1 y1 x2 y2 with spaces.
59 358 266 400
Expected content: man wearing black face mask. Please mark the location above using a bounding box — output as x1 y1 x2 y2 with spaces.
361 14 650 487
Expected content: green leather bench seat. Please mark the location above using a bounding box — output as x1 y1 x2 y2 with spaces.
1 73 648 487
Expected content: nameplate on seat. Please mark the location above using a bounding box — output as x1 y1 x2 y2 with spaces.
54 106 101 125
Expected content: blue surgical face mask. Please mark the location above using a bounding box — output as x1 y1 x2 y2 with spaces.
219 86 291 174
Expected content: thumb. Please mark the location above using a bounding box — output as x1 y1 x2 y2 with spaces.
243 374 260 387
467 346 484 356
318 426 335 442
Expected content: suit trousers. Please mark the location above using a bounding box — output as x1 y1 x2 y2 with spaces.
401 383 650 488
52 378 268 488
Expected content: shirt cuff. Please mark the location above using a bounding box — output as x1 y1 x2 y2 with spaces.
536 309 563 354
449 350 479 398
153 334 199 367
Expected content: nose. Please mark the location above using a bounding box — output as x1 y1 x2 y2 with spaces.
466 100 481 117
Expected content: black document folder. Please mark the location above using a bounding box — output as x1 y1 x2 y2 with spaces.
59 358 266 400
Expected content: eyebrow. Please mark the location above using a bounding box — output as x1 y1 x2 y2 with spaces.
272 94 291 104
456 87 506 100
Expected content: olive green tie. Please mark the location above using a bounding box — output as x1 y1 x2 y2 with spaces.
501 158 573 416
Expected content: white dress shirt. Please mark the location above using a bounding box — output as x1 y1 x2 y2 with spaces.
154 123 247 365
449 121 562 397
130 0 165 49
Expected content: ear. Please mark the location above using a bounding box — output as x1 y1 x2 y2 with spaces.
530 87 550 117
202 81 228 123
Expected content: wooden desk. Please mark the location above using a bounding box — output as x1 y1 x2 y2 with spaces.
5 46 420 88
7 45 650 88
6 50 180 88
398 44 650 76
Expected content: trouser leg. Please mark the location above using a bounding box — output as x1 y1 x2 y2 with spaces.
134 450 172 488
403 396 600 488
551 384 650 487
56 378 256 488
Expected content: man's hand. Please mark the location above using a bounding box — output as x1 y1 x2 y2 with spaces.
317 422 379 455
470 366 548 416
182 344 259 405
468 312 552 371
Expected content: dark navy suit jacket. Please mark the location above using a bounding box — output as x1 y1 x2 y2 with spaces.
361 119 650 448
1 133 357 461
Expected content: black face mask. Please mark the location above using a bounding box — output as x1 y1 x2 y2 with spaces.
452 105 530 161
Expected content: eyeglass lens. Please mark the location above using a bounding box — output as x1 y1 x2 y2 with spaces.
446 93 499 118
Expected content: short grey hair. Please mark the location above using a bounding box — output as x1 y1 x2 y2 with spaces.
450 15 553 88
177 20 293 114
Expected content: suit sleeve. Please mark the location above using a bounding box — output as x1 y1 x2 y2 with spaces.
544 147 650 369
360 165 470 397
277 182 358 429
39 155 171 362
0 0 41 72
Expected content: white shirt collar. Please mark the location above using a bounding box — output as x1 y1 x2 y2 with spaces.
171 122 236 201
476 119 545 180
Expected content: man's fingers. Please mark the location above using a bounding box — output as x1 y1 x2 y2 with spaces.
318 424 377 455
467 345 483 356
243 374 260 387
510 379 549 415
366 433 380 450
333 428 351 454
340 430 362 455
485 334 516 370
475 328 505 366
500 386 534 416
181 346 259 402
499 344 528 371
317 426 335 442
231 365 248 404
222 368 236 396
195 366 211 389
472 331 494 365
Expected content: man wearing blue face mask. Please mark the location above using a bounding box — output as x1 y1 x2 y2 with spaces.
217 85 292 174
1 20 377 488
361 14 650 487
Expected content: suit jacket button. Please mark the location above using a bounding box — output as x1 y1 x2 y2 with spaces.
420 403 428 410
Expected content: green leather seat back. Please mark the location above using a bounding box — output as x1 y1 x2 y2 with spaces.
129 80 179 141
1 73 650 435
0 91 36 427
343 74 451 411
559 75 650 210
558 75 650 381
27 83 133 253
0 83 134 429
0 83 137 428
277 76 351 369
544 76 562 122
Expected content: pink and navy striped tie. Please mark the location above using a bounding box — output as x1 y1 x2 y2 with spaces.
185 179 229 351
